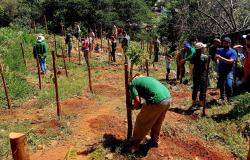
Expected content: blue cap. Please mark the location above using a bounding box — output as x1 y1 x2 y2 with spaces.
184 43 192 49
223 37 231 43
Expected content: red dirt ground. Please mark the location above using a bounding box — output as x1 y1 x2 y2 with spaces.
29 67 235 160
2 43 236 160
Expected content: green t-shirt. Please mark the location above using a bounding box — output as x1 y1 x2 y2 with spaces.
185 47 196 63
33 40 48 59
130 77 171 104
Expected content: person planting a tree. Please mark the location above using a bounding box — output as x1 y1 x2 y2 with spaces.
128 74 171 153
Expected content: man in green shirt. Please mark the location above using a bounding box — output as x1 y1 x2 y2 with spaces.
181 42 196 79
129 75 171 153
33 35 48 74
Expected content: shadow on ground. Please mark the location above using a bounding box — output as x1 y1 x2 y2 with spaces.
78 134 155 159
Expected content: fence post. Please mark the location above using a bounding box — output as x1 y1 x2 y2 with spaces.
9 132 30 160
35 55 42 90
124 55 132 141
78 35 82 65
51 51 61 120
0 64 11 109
62 49 68 78
43 15 48 34
202 56 211 116
20 43 27 67
146 59 149 76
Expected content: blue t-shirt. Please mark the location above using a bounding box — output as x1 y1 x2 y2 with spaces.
217 48 237 73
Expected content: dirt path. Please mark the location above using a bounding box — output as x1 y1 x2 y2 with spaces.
28 62 236 160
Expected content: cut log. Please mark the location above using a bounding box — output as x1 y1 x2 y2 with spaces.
9 132 30 160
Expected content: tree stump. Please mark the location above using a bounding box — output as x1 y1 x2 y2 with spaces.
9 132 30 160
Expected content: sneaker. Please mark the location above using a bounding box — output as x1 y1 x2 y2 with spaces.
147 139 160 148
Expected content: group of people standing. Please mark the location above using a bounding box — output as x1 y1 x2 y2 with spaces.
170 34 250 107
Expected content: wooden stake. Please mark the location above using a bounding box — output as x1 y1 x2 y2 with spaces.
247 141 250 160
146 59 149 76
35 55 42 90
0 64 11 109
54 34 58 56
33 21 36 34
124 55 133 141
43 15 48 34
85 57 93 93
101 25 103 49
20 43 26 67
9 132 30 160
51 51 61 120
78 35 82 65
62 49 68 78
202 56 211 116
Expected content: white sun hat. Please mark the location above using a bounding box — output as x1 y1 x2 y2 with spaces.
195 42 207 50
37 35 45 42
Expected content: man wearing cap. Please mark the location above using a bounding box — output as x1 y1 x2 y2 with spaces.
209 38 221 62
128 75 171 153
181 42 196 80
241 34 250 92
190 42 208 107
216 37 237 101
33 35 48 74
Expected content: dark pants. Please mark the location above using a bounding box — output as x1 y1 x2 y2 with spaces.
192 73 205 101
177 64 185 80
218 72 234 100
111 49 116 62
154 51 159 62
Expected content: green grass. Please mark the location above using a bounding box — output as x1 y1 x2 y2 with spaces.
0 119 72 160
192 95 250 159
0 27 37 108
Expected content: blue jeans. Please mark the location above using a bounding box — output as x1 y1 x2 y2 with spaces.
39 58 47 74
218 71 234 100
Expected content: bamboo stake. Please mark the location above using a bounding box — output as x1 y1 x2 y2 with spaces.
62 49 68 78
20 43 26 67
43 15 48 34
35 54 42 90
9 132 30 160
0 64 11 109
51 51 61 120
202 56 211 116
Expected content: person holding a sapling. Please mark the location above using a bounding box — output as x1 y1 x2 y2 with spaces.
128 74 171 153
189 42 208 108
33 34 48 74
